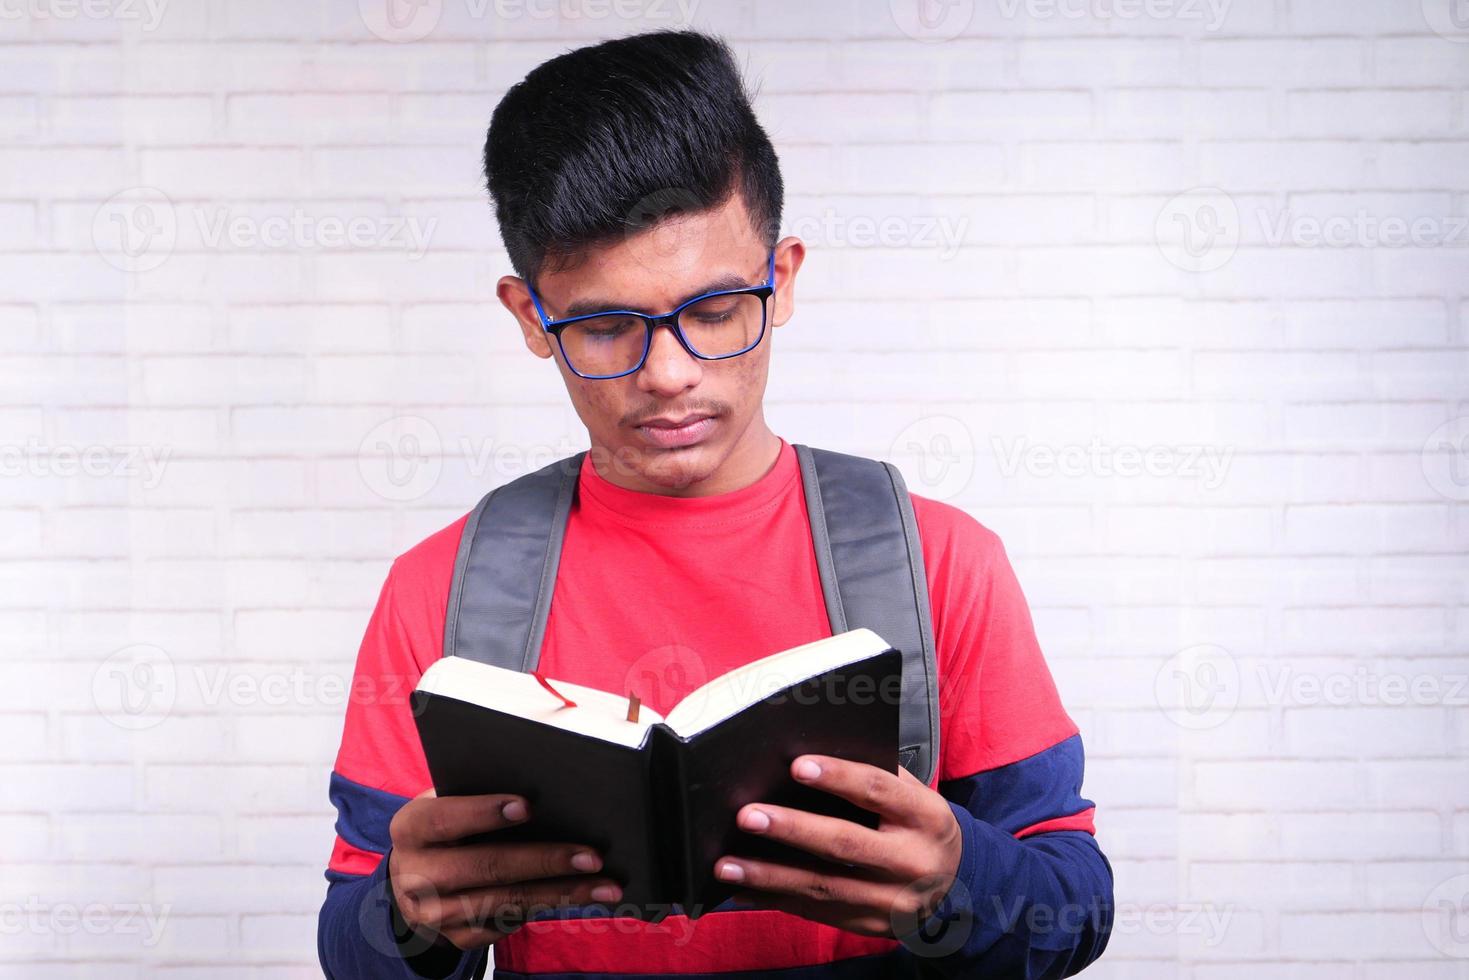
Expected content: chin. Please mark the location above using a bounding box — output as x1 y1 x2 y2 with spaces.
630 441 723 492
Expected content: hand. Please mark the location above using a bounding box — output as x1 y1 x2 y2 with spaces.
387 790 623 950
713 755 963 938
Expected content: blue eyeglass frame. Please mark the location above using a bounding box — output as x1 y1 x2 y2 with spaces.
526 250 777 380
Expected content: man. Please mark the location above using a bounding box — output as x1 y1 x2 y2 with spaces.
318 29 1112 979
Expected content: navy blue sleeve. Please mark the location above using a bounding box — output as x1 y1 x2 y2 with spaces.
898 735 1114 977
317 770 489 979
318 855 489 980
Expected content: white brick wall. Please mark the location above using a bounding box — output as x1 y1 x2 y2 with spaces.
3 0 1467 976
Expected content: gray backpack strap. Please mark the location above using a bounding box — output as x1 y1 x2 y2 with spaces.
444 443 940 783
794 444 940 785
442 452 585 672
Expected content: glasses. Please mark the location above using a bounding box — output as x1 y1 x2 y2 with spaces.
526 251 776 380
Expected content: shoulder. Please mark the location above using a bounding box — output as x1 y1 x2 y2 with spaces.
376 512 471 640
908 492 1010 584
393 512 469 581
906 491 1037 661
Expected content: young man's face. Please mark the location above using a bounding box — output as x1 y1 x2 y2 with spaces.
499 191 803 495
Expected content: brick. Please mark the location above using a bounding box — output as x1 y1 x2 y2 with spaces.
1103 88 1273 138
48 95 214 143
1288 89 1458 138
1193 760 1363 808
1200 38 1365 85
1374 37 1469 86
1019 39 1185 85
1281 810 1445 860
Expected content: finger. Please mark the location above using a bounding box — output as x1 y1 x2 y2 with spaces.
790 755 922 826
714 854 892 911
392 793 530 846
416 840 607 894
732 802 890 870
428 875 624 934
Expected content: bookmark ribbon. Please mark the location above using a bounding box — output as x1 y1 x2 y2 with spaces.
532 672 578 709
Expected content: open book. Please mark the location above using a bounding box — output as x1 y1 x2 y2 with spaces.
410 627 901 921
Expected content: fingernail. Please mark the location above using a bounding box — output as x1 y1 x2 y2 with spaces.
794 759 822 780
591 884 621 902
571 850 599 872
501 800 527 822
717 861 744 882
740 808 770 832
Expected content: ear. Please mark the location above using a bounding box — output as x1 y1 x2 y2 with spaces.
770 236 805 329
497 275 556 360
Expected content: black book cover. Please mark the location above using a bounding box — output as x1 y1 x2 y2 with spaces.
411 639 901 922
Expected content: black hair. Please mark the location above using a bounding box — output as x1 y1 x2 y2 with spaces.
483 30 783 282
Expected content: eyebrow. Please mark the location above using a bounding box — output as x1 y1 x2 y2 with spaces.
558 265 766 320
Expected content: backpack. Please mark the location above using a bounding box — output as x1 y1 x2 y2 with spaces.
441 444 941 784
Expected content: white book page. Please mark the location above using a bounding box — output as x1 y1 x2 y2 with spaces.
662 627 891 738
416 658 665 749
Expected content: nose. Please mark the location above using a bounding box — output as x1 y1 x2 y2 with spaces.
635 322 702 397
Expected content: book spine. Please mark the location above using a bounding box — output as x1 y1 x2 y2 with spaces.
647 723 694 913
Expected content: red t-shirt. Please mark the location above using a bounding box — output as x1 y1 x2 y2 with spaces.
326 436 1090 975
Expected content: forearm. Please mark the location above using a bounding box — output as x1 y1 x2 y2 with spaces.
905 805 1113 978
318 857 485 980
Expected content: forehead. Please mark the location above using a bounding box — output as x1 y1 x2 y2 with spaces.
534 192 766 314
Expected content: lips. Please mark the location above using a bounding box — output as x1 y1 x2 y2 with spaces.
635 414 717 449
640 413 712 429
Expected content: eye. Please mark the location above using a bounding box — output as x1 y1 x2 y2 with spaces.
577 315 639 340
685 296 740 323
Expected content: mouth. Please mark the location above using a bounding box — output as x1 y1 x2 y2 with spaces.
635 413 718 449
